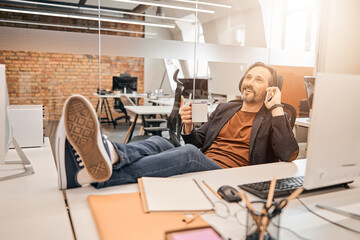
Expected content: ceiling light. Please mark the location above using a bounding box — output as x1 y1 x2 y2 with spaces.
170 0 232 9
6 0 195 23
0 8 175 28
113 0 215 13
0 19 157 35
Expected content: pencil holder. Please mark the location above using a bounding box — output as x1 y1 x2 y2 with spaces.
245 201 280 240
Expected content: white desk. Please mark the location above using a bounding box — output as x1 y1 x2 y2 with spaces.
295 117 310 143
65 159 360 240
94 93 147 128
0 138 73 240
295 117 310 128
124 105 218 142
147 97 174 106
95 92 147 99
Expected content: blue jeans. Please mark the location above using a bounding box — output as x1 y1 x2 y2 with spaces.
92 136 222 188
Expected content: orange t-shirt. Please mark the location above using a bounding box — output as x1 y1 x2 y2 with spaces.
205 110 257 168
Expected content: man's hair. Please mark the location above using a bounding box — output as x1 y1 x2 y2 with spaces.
239 62 278 91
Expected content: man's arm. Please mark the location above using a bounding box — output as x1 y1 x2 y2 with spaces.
271 115 299 161
180 103 219 148
265 87 299 161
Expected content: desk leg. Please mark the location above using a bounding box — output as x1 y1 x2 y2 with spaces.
141 115 147 135
104 98 116 129
127 114 139 143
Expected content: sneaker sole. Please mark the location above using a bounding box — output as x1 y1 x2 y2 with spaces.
64 96 111 182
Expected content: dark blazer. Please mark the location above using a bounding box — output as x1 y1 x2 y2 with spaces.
182 101 299 165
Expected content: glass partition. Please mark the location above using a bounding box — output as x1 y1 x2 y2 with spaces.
0 0 320 138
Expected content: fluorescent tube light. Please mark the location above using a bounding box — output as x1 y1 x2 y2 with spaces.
0 19 157 35
170 0 232 9
113 0 215 13
6 0 195 23
0 8 175 28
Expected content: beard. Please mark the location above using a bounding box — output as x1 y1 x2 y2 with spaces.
241 85 265 103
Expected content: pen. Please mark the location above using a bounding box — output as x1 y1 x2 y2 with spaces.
192 178 215 209
238 190 255 212
279 188 304 209
202 180 222 200
238 190 262 232
266 178 276 208
260 178 276 240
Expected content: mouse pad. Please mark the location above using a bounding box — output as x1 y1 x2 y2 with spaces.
87 192 209 240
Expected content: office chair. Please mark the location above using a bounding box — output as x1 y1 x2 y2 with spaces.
113 98 130 125
120 95 166 142
129 69 184 147
282 102 297 129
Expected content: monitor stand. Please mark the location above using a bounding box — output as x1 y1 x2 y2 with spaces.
0 137 34 181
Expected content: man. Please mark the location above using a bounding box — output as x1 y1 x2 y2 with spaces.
55 62 298 189
181 62 299 167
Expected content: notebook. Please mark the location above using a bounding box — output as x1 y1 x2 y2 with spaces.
138 177 213 213
87 192 209 240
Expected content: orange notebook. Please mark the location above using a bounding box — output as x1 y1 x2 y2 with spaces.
87 192 210 240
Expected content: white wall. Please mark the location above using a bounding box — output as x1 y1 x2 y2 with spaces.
202 5 266 100
317 0 360 74
144 9 175 97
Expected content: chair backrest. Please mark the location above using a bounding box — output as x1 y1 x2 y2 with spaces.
282 102 297 129
277 75 284 91
167 69 183 147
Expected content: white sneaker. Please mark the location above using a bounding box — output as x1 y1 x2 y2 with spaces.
54 95 112 189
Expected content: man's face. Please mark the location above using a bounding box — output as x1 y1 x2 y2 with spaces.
241 66 271 104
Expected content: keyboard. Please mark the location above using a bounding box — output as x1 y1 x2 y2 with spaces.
238 176 304 199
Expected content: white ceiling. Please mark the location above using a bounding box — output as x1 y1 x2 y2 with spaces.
43 0 261 24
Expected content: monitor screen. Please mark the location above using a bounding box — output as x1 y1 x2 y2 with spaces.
112 75 137 93
304 76 315 109
303 73 360 189
179 78 208 99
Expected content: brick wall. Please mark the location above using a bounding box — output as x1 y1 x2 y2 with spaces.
0 11 145 121
0 12 145 38
0 50 144 121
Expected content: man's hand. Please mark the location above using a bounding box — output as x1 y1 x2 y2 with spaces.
180 102 194 134
264 87 284 116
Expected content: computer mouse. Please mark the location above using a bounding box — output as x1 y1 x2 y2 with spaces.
217 185 242 203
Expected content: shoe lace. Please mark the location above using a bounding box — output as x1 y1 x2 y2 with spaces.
71 147 84 168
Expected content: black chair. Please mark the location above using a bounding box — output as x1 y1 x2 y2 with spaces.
282 102 297 129
121 95 167 143
129 69 184 147
113 98 130 125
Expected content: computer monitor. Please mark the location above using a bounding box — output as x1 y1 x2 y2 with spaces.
304 76 316 111
112 74 138 93
179 78 208 99
0 64 34 181
303 73 360 190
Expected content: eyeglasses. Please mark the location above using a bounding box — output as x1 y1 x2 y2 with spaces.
183 201 247 226
213 201 247 226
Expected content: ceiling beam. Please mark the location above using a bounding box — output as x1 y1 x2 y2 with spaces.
132 4 151 13
78 0 87 5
